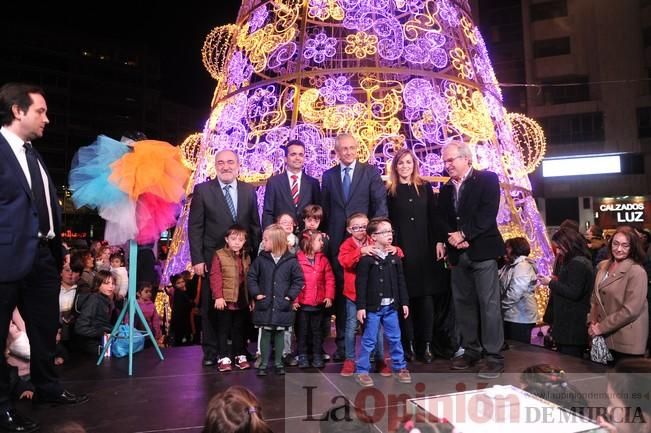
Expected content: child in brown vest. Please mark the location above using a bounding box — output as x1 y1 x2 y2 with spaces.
210 225 252 371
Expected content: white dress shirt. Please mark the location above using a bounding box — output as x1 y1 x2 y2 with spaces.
1 126 55 238
218 178 238 213
340 160 357 183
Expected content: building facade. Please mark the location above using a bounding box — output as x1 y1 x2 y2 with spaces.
475 0 651 231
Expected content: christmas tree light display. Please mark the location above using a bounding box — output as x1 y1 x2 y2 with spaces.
166 0 553 315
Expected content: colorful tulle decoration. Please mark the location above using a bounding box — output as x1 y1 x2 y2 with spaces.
109 140 190 202
135 193 180 245
69 135 130 209
68 135 190 245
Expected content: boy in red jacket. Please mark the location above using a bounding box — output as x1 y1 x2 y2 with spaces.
295 230 335 368
338 213 403 376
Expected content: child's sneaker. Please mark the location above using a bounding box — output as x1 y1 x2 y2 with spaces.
394 368 412 384
312 354 324 369
235 355 250 370
355 373 374 387
375 359 392 377
340 359 356 377
298 355 310 369
218 357 232 372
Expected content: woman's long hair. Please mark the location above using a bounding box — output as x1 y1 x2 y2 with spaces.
203 386 272 433
551 227 590 264
388 148 424 197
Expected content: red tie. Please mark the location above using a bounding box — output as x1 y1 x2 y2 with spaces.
290 175 299 206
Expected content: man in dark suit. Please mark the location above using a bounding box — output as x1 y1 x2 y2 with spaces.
0 83 87 433
321 133 388 360
436 141 505 379
262 139 321 229
188 149 261 366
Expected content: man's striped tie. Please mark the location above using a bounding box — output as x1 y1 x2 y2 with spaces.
290 174 299 206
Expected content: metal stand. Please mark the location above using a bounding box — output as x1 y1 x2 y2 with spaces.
97 239 164 375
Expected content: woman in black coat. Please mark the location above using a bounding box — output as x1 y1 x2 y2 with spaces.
538 228 593 358
387 148 439 363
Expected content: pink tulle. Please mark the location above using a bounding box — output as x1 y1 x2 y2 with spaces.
135 193 179 245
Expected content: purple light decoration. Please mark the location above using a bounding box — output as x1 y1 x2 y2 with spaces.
227 51 253 87
246 85 278 119
303 32 337 64
164 0 554 305
439 0 461 27
308 0 330 19
248 4 268 33
319 76 353 105
268 42 297 71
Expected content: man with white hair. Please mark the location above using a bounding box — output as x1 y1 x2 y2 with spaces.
436 141 505 379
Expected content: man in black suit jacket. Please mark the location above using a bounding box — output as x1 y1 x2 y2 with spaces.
0 83 86 432
321 134 388 360
436 141 505 379
188 149 261 365
262 139 321 229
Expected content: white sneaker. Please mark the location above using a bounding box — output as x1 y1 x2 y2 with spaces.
452 347 465 359
218 357 232 372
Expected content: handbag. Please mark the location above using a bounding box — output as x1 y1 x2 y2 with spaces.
110 324 146 358
590 283 613 364
590 335 613 364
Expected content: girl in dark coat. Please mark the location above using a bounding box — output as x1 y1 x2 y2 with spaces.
248 224 304 376
73 270 116 354
538 228 593 358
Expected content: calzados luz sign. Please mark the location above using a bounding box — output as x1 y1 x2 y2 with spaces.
599 203 645 223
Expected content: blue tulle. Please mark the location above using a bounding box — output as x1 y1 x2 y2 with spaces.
69 135 130 209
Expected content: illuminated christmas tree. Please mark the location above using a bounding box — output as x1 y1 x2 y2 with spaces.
167 0 553 315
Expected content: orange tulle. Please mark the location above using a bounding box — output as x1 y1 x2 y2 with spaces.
109 140 191 202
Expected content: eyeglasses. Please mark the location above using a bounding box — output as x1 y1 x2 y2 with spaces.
443 155 464 164
350 225 367 232
612 241 630 249
374 230 395 236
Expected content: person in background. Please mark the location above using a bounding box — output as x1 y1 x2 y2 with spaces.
598 359 651 433
169 273 194 346
109 252 128 301
499 237 538 344
202 386 272 433
73 270 116 355
136 282 162 345
539 228 593 358
76 250 95 294
588 226 648 364
586 224 609 267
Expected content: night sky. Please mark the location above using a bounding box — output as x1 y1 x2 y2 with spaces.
3 2 241 110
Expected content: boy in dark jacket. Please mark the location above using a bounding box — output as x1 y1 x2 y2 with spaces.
73 270 116 355
355 218 411 387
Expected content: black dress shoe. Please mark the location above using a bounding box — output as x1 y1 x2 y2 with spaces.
332 351 345 362
451 355 478 370
0 409 39 432
35 390 89 406
423 342 434 364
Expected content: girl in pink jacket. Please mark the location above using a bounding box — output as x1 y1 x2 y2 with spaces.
295 230 335 368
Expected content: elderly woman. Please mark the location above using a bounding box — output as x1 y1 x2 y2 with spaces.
539 228 594 358
499 237 538 344
588 226 649 364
